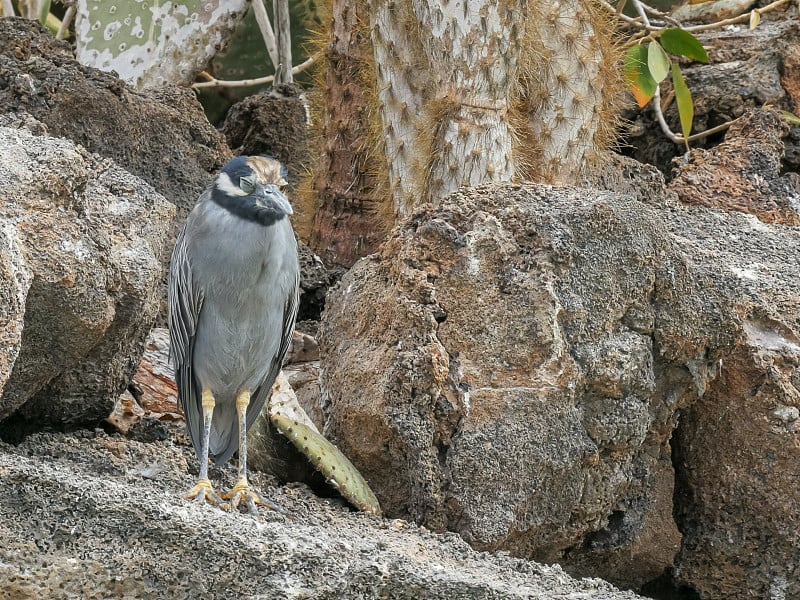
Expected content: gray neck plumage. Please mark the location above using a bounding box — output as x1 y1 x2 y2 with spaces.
210 187 286 227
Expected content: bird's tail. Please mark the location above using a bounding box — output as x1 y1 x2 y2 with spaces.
209 401 239 466
208 385 272 467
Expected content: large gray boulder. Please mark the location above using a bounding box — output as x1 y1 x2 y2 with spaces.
0 220 31 401
0 17 234 325
0 124 174 425
318 172 800 596
318 182 686 591
0 428 645 600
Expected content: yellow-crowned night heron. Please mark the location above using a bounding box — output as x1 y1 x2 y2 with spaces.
168 155 299 513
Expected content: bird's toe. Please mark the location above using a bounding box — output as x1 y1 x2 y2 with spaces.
222 480 281 515
184 478 225 507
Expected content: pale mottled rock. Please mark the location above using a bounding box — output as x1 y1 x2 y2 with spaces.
0 126 174 425
666 214 800 599
0 220 31 399
0 429 646 600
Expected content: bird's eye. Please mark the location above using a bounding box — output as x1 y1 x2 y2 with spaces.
239 176 256 194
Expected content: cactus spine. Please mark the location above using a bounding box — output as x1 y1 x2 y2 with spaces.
520 0 621 183
302 0 623 265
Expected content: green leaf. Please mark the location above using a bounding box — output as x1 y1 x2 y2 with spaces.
660 28 709 63
647 41 671 84
672 63 694 150
624 45 657 107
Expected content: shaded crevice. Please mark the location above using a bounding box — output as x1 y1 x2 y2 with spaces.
670 409 696 539
581 510 627 550
640 570 701 600
0 416 93 446
637 410 699 600
432 304 447 323
630 428 700 600
429 297 469 527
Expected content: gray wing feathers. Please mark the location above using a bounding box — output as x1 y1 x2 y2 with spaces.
170 204 300 466
168 221 205 456
247 268 300 427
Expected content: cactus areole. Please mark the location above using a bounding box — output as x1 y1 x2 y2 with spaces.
304 0 622 265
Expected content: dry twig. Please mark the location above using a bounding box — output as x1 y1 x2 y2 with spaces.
56 5 75 40
192 53 319 90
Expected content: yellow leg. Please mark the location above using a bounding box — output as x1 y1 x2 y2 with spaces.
184 387 224 506
235 388 250 485
222 389 280 514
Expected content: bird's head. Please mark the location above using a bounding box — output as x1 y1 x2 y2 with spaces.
211 155 293 225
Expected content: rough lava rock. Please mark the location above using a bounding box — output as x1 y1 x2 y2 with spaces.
0 428 645 600
667 222 800 596
296 241 345 330
0 17 231 224
0 19 339 328
319 179 800 597
0 219 31 402
221 84 310 197
319 183 686 591
0 16 238 325
670 109 800 225
0 124 174 426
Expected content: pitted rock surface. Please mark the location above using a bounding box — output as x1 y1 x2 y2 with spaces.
0 17 231 225
0 427 645 600
0 125 173 426
319 182 800 597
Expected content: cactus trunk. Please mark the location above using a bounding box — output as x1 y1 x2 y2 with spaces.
302 0 622 265
370 0 525 215
300 0 390 267
521 0 620 184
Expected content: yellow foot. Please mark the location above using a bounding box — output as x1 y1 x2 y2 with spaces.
221 480 280 515
184 478 225 507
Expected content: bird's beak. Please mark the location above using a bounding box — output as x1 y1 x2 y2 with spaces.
257 184 293 215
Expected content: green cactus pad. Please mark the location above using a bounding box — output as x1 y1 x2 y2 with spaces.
271 412 381 515
74 0 249 89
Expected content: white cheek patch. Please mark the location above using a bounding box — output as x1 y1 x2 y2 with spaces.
215 172 248 197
